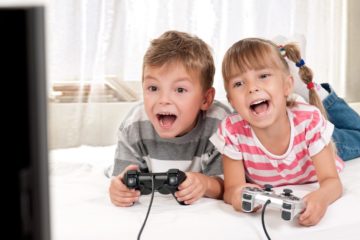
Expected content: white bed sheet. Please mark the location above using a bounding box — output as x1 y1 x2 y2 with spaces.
50 145 360 240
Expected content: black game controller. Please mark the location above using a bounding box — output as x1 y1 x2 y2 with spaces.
123 169 187 205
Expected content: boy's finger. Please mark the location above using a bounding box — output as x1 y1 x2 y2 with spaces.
177 176 192 190
111 190 139 200
112 198 137 207
119 164 140 179
176 182 196 198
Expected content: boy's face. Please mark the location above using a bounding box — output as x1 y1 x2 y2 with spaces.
142 62 213 138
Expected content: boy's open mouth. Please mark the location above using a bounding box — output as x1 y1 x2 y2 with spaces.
249 99 269 115
156 112 177 128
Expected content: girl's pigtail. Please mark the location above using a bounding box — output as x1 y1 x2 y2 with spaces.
283 43 328 119
282 43 336 156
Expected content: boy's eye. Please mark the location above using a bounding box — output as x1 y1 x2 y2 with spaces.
176 87 187 93
260 73 270 79
148 86 158 92
233 81 243 88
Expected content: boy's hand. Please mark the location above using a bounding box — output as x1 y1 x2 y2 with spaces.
175 172 207 205
108 164 141 207
298 190 328 226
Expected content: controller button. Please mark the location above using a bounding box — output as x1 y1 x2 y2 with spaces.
243 193 252 200
169 176 178 186
264 184 273 192
283 188 293 196
242 201 252 211
127 178 137 188
282 203 292 210
289 196 299 201
281 211 291 221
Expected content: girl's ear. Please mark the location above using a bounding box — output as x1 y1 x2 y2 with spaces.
200 87 215 110
284 75 294 97
226 92 233 106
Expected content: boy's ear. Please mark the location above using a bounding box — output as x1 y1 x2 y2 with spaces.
200 87 215 111
226 92 232 105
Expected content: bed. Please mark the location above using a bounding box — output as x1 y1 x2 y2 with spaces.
50 145 360 240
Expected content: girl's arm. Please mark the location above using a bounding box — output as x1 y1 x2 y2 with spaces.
299 144 343 226
223 155 259 211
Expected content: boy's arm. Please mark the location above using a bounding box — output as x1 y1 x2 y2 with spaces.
112 127 147 176
204 175 224 199
299 144 343 226
175 172 223 204
109 164 141 207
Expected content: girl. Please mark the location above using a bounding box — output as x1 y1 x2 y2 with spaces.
210 38 344 226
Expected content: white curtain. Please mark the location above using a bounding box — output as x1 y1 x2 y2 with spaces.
48 0 347 99
47 0 347 147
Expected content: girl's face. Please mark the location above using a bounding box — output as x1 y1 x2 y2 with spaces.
226 67 293 129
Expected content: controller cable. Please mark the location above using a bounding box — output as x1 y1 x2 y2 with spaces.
137 176 155 240
261 199 272 240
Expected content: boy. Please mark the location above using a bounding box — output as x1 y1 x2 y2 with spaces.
109 30 231 207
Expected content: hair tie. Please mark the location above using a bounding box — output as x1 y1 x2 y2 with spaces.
307 82 315 90
296 59 305 68
278 45 286 57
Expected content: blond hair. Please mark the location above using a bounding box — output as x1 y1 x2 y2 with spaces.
142 30 215 90
222 38 327 117
222 37 335 154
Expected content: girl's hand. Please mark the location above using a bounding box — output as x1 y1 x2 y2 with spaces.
298 190 328 226
230 183 262 212
175 172 208 205
108 165 141 207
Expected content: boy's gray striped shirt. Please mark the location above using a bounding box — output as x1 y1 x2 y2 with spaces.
112 100 231 176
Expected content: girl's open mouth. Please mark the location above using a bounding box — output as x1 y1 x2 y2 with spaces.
250 99 269 115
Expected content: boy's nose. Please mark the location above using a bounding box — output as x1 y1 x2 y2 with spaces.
158 91 171 104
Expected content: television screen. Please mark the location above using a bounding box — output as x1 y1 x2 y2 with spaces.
1 6 50 240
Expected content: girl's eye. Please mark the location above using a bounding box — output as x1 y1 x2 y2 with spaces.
260 73 270 79
176 87 187 93
148 86 157 92
233 81 243 88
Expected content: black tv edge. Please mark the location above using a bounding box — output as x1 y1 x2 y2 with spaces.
1 6 50 240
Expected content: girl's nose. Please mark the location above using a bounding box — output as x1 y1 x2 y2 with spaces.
248 83 260 94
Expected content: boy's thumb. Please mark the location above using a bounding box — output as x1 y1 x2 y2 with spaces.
119 164 139 179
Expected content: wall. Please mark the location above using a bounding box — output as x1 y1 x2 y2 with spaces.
48 102 138 149
48 101 360 149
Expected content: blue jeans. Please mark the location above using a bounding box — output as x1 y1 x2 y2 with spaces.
322 83 360 161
